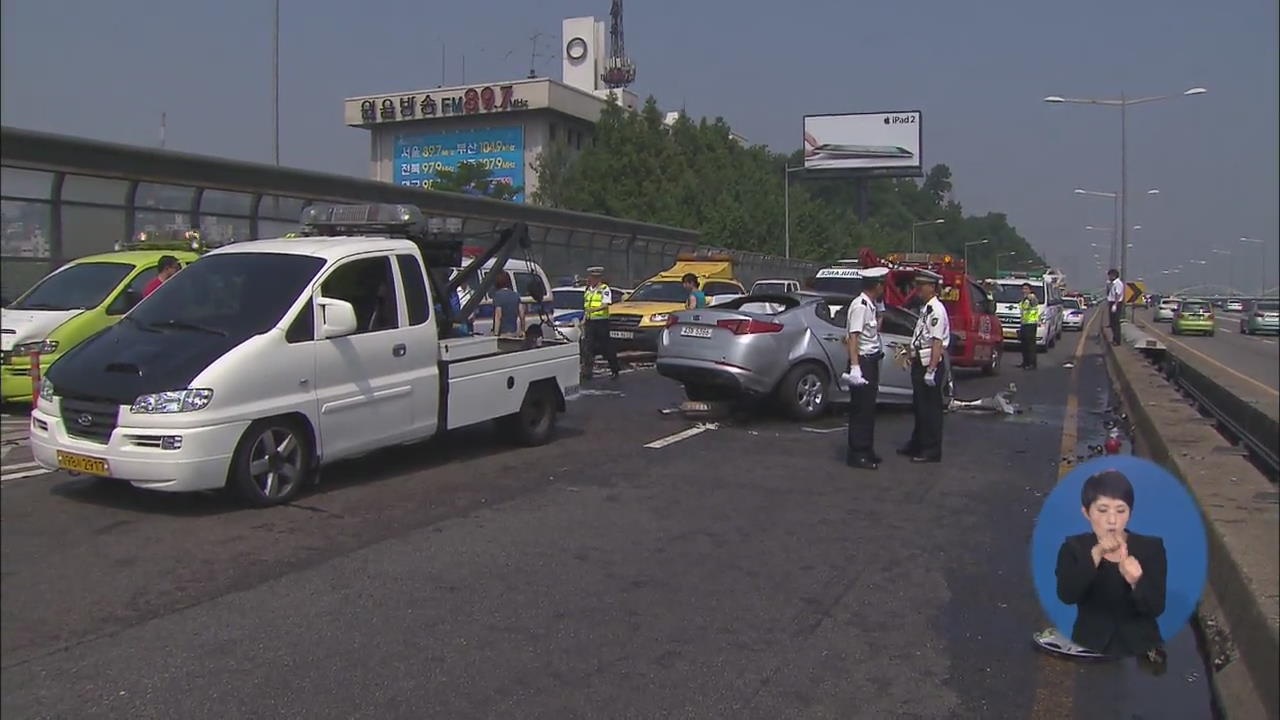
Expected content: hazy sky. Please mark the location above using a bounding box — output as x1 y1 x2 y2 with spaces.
3 0 1276 292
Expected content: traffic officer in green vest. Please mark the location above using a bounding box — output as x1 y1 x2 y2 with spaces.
581 266 621 380
1017 282 1040 370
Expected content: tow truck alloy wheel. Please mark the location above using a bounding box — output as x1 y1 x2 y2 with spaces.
230 418 312 506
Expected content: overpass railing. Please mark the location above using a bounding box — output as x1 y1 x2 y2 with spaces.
1 126 817 299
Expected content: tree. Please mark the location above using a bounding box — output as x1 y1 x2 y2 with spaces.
431 161 522 201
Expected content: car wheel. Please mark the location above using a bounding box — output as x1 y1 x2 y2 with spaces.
982 347 1000 376
1208 330 1215 337
776 363 830 421
499 382 559 446
229 418 312 507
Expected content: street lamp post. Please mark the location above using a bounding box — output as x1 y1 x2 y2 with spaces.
964 238 989 269
911 219 945 253
1074 188 1158 270
783 165 805 259
1046 88 1205 282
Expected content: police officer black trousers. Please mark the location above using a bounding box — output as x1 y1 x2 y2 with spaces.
1019 323 1037 368
1109 305 1123 346
581 319 620 379
904 357 944 460
847 353 883 464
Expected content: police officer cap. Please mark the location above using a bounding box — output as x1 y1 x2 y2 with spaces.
913 272 941 285
861 267 889 279
586 266 605 276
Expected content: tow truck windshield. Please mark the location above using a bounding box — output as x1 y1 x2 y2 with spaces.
627 281 690 303
10 262 133 311
130 253 324 338
993 284 1044 304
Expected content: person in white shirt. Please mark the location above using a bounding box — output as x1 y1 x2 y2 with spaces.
841 267 888 470
1106 269 1124 346
899 274 951 463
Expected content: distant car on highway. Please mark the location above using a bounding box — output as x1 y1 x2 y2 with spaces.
656 292 952 421
750 278 800 295
1062 297 1085 331
1240 300 1279 335
1225 299 1245 313
1154 298 1181 323
1171 299 1215 336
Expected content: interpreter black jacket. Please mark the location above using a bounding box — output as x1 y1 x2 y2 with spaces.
1055 531 1167 656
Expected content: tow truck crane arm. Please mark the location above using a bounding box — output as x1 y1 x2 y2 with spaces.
445 222 534 324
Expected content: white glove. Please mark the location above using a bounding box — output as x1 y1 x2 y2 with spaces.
924 368 937 387
842 366 869 387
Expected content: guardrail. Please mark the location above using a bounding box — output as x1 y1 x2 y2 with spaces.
1 126 818 297
1122 325 1280 478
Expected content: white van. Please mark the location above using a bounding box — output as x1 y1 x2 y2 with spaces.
30 205 579 506
451 256 555 338
989 277 1063 350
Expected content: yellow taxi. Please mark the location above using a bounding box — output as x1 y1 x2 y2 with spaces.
605 254 745 352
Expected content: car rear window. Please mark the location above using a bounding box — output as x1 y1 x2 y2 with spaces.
1181 302 1210 312
1257 301 1279 312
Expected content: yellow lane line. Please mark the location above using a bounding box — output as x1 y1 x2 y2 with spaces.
1137 319 1279 397
1029 309 1100 719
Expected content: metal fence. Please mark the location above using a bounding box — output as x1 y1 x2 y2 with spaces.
1 126 816 299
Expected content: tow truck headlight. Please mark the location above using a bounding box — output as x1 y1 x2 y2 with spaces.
649 313 670 324
131 389 214 414
13 340 58 355
39 378 55 402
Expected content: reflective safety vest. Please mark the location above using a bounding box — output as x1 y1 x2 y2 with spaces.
584 284 611 320
1020 297 1041 324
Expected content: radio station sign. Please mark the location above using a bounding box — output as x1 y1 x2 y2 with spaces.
347 83 537 126
394 126 525 202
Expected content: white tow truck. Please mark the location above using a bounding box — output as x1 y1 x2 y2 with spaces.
31 204 579 506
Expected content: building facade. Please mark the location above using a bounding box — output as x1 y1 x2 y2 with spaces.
344 16 639 202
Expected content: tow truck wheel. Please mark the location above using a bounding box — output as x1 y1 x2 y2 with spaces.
501 382 558 446
982 347 1001 376
228 418 312 507
776 362 830 421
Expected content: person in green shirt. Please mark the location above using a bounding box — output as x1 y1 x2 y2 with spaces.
683 273 706 309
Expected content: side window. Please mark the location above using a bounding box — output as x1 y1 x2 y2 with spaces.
512 271 538 297
881 309 916 338
820 303 844 328
320 256 399 335
969 282 988 315
396 254 430 326
106 267 158 315
285 302 314 343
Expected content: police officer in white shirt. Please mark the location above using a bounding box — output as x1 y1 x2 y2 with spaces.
900 273 950 463
1106 268 1124 346
841 267 888 470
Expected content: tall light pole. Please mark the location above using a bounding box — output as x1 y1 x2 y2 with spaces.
911 218 945 253
964 237 989 269
783 165 804 259
272 0 280 167
1046 88 1205 282
1074 188 1158 269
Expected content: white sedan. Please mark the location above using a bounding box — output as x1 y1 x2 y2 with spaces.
1154 299 1180 322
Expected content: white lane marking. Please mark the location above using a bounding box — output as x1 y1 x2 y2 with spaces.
0 468 52 484
644 423 718 449
2 460 42 473
578 389 625 397
802 425 847 434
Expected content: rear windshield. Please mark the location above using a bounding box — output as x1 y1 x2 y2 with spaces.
1180 301 1210 312
553 289 583 310
1063 298 1081 309
1256 301 1279 312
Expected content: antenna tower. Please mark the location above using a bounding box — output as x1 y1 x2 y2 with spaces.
601 0 636 89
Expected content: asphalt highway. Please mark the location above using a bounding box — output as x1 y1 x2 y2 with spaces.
1 322 1215 719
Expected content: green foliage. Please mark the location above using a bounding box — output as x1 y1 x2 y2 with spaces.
531 96 1046 279
431 161 522 201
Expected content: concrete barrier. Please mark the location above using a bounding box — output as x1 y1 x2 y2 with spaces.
1102 332 1279 720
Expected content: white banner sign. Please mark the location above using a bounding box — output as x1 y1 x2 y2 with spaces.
803 111 923 173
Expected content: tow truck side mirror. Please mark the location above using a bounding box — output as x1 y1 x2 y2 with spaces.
317 297 359 339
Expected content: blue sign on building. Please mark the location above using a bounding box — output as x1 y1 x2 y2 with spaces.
394 126 525 203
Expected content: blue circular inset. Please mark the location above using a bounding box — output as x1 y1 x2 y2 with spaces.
1030 455 1208 650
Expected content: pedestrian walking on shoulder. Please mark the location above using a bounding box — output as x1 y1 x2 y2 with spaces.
843 267 889 470
899 273 950 463
1106 269 1124 346
581 266 621 380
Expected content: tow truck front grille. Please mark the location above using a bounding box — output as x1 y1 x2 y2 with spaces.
60 395 120 444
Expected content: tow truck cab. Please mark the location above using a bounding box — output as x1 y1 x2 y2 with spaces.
814 251 1002 374
31 204 579 507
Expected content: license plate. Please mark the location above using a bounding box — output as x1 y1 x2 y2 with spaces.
679 326 713 338
609 330 633 340
56 451 110 476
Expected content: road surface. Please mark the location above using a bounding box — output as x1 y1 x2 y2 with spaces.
1 322 1214 719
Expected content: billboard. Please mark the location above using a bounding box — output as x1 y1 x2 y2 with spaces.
394 126 525 202
802 111 923 175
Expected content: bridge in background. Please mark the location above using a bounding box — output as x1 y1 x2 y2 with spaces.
1 126 816 300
